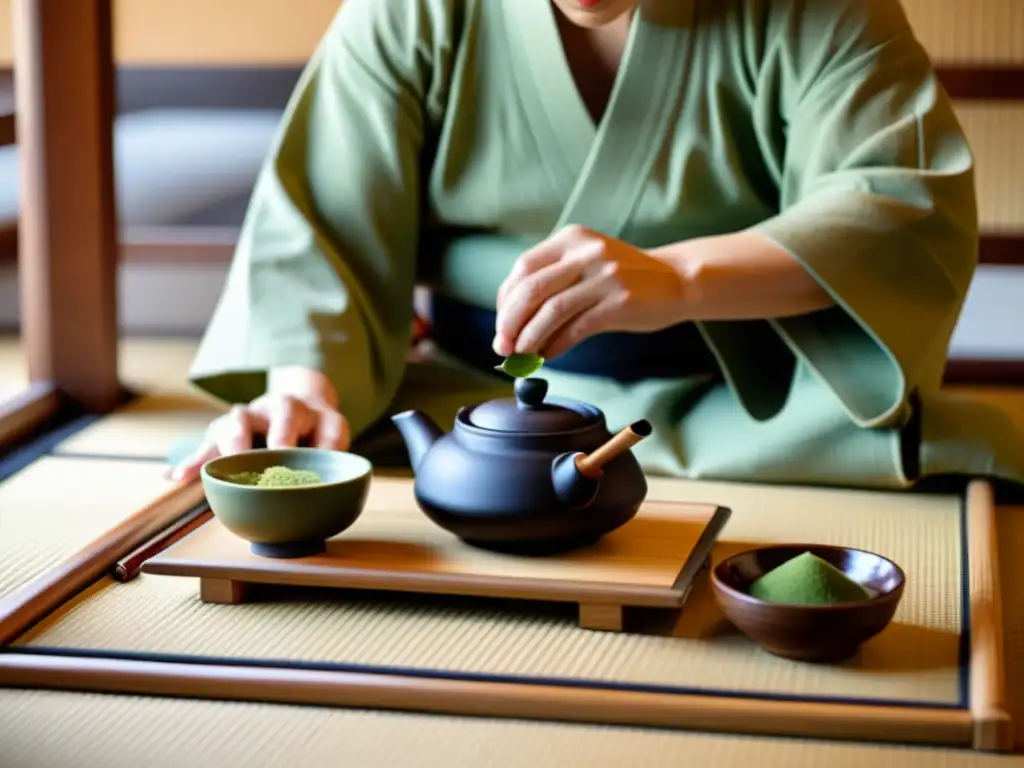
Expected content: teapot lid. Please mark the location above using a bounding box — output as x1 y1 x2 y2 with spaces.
465 378 598 433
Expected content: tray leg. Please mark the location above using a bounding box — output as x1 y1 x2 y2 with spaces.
578 603 625 632
200 578 249 604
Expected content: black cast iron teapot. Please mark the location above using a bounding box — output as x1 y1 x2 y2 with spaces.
390 377 652 555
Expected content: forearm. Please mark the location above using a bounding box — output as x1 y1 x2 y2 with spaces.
653 229 836 321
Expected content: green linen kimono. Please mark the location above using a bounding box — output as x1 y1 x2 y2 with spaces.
187 0 1024 492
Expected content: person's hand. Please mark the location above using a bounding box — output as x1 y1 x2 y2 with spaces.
493 225 688 359
169 368 349 483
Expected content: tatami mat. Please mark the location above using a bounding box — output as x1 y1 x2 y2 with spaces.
18 476 963 706
0 457 176 600
53 393 221 459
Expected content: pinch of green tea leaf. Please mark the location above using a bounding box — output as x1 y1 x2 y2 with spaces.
495 353 545 378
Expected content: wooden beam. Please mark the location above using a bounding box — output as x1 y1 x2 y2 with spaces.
114 225 237 264
0 71 15 145
0 381 59 448
977 234 1024 266
12 0 125 413
0 230 1021 268
0 224 236 266
944 359 1024 387
936 67 1024 101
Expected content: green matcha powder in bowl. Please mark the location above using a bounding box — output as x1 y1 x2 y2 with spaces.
748 551 873 606
226 466 324 488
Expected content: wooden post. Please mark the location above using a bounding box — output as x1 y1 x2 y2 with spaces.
12 0 124 413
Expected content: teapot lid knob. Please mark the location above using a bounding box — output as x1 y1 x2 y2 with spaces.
466 376 596 431
514 377 548 409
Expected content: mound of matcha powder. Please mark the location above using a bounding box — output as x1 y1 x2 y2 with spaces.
225 466 322 488
748 551 870 605
225 470 261 485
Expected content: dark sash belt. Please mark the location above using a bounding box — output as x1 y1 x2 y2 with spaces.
429 293 722 384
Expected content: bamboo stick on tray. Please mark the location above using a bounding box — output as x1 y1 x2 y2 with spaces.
113 503 213 582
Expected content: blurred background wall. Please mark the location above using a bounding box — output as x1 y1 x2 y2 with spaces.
0 0 1019 372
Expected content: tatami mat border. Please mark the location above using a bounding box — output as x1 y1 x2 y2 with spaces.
0 391 192 482
3 640 968 712
0 414 102 482
0 645 979 751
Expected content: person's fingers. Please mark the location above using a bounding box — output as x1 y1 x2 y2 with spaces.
495 226 585 311
514 274 607 355
213 405 263 456
169 439 219 483
495 257 589 356
313 409 351 450
167 397 352 482
497 248 560 309
264 395 309 449
539 294 621 359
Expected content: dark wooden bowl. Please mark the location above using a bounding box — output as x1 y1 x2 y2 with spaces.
710 544 906 663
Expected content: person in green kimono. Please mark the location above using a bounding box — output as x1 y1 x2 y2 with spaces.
170 0 1024 494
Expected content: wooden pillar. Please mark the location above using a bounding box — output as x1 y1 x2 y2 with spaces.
12 0 124 413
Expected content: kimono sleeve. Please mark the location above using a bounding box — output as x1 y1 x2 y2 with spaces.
187 0 446 437
748 0 978 429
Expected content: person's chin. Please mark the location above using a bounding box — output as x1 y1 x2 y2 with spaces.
553 0 637 28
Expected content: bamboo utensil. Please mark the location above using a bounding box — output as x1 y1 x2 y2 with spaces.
113 503 212 582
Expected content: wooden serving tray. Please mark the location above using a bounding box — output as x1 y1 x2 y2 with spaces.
142 476 731 632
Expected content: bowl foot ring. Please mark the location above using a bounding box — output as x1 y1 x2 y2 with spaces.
250 539 326 559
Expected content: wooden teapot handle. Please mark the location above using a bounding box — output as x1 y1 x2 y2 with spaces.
575 420 652 478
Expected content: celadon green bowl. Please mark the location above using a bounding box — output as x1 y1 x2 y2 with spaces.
200 448 373 558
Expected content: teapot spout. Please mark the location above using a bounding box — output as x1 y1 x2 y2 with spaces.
551 420 653 510
390 410 444 472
